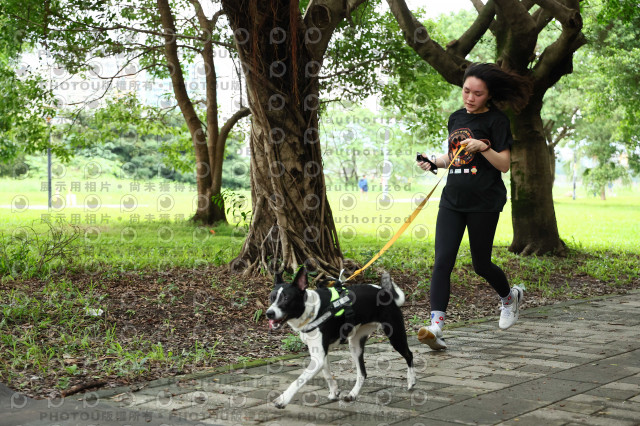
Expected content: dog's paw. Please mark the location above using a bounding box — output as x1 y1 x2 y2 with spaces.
328 391 340 401
342 394 356 403
407 375 417 390
407 367 417 390
274 395 286 409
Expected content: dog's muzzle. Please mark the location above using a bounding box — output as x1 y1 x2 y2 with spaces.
266 309 285 331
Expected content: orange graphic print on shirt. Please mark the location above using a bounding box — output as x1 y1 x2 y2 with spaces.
448 128 491 167
449 128 475 166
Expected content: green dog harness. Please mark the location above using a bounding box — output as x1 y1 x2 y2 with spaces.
329 287 345 317
301 284 354 333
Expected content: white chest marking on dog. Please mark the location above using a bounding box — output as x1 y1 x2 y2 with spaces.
288 290 320 331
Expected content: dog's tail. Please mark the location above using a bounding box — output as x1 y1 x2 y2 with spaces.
381 272 405 307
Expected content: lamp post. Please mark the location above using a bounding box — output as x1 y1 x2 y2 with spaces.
47 116 52 209
572 149 577 201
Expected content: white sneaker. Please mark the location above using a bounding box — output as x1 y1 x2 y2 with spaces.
499 285 524 330
418 324 447 350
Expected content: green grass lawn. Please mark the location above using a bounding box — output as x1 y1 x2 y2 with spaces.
1 171 640 276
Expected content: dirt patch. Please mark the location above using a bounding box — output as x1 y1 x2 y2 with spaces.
1 265 637 399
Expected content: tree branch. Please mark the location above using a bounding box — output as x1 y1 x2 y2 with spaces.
492 0 537 71
492 0 535 35
552 124 572 147
189 0 210 31
189 0 221 182
470 0 505 38
543 118 555 136
211 10 225 28
9 12 235 49
88 49 162 80
532 7 554 34
219 107 251 143
318 51 390 79
386 0 469 85
447 0 496 58
551 106 579 146
532 0 582 28
66 78 115 106
157 0 206 145
470 0 486 13
532 0 585 87
302 0 369 61
119 42 203 54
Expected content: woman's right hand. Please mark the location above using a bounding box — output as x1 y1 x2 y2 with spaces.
417 153 434 171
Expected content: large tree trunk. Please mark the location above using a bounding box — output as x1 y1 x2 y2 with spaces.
549 145 557 186
222 0 343 276
510 97 566 255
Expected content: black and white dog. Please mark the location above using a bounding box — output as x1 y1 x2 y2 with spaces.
266 267 416 408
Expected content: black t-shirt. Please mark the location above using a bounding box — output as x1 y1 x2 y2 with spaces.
439 108 513 212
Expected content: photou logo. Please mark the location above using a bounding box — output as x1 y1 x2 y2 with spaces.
339 225 357 242
120 227 137 243
51 162 66 178
157 226 174 243
84 161 102 179
157 194 175 212
120 162 137 179
339 194 357 211
51 194 66 211
121 195 138 212
412 224 430 242
12 195 29 213
84 227 101 243
12 162 29 179
376 193 394 210
84 195 101 212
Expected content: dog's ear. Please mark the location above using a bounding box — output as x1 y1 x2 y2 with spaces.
274 271 284 285
293 266 308 291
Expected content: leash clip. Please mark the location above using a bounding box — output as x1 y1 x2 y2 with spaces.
324 269 346 288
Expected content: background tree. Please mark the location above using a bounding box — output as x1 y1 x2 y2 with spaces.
386 0 588 255
577 115 632 200
4 0 250 224
321 104 447 193
321 6 452 147
0 5 56 166
534 0 640 192
552 0 640 198
583 0 640 174
540 79 580 182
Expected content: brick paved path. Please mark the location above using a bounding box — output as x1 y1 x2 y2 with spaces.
2 290 639 425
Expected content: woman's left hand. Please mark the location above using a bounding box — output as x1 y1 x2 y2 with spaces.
461 138 489 153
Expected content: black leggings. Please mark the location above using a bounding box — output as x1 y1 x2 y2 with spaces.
430 207 510 312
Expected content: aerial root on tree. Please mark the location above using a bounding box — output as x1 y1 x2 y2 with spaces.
510 240 568 257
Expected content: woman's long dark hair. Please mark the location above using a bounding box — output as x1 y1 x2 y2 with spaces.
463 63 533 113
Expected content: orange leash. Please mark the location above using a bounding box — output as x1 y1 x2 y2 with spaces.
345 147 463 282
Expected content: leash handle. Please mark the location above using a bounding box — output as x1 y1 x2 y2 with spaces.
345 146 464 282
